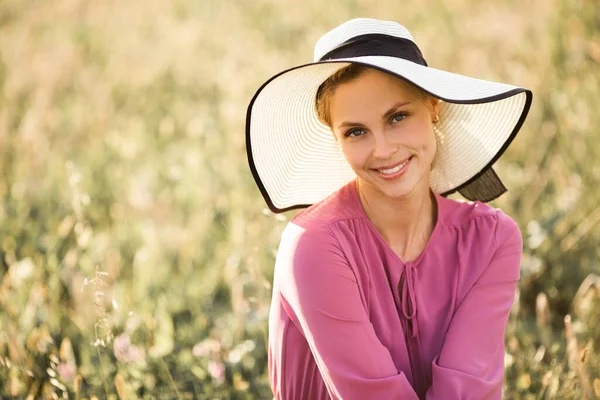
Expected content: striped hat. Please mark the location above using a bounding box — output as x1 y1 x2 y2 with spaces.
246 18 532 213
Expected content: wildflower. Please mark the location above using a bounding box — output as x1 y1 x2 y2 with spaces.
207 360 225 384
114 333 146 365
192 339 221 358
227 340 256 364
57 362 75 382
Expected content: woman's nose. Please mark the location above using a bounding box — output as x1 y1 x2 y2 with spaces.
372 131 398 159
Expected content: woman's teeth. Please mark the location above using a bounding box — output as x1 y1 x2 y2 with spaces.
378 158 410 175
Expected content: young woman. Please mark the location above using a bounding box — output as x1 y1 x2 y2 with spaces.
246 18 532 400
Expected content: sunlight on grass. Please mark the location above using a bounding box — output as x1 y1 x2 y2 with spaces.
0 0 598 398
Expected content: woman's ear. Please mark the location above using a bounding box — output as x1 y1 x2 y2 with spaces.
429 97 440 119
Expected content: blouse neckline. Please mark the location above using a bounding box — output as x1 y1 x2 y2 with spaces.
348 179 444 266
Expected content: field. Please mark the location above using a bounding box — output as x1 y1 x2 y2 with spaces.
0 0 599 398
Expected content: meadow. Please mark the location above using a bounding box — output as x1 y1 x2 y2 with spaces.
0 0 599 398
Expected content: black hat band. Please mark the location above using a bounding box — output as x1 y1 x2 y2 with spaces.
319 34 428 66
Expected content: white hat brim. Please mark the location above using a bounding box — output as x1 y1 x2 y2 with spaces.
246 56 532 212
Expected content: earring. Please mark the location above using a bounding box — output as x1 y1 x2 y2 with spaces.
432 115 440 124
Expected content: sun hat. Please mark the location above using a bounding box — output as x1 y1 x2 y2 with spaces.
246 18 532 213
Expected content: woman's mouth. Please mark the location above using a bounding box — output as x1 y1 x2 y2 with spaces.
373 157 413 180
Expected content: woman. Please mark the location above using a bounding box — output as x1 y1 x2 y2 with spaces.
246 18 532 400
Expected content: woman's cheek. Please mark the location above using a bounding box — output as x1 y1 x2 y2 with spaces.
347 152 365 169
340 145 361 167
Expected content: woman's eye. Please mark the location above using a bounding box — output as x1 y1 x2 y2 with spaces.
345 128 366 138
391 113 408 123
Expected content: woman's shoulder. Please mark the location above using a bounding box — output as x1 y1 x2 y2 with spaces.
438 196 522 282
275 187 358 282
438 195 521 242
290 181 363 231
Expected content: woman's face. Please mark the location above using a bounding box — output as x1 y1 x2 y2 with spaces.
329 68 438 200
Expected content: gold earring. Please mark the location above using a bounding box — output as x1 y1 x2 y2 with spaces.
432 115 440 124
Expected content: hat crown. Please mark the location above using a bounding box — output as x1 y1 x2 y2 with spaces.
313 18 415 62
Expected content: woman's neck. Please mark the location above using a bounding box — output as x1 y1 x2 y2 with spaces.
356 179 437 262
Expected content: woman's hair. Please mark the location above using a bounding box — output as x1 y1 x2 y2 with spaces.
315 64 436 127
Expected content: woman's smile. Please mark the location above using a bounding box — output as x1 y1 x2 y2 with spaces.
372 156 413 180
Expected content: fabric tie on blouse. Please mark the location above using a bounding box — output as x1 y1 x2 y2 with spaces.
401 264 419 338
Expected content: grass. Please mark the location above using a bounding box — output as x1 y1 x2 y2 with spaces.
0 0 599 398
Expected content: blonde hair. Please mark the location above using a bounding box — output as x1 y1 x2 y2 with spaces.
315 64 437 127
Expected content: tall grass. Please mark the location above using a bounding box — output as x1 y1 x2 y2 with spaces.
0 0 598 398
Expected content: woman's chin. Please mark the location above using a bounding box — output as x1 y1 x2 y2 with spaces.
380 185 417 200
360 176 419 200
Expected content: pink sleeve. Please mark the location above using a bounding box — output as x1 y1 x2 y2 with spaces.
276 223 419 400
426 213 522 400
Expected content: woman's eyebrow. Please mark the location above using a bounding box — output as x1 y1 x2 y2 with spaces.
336 101 411 130
381 101 411 120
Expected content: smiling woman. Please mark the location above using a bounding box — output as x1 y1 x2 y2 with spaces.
246 18 532 400
321 67 440 261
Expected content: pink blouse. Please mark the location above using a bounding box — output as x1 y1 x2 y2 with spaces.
267 180 522 399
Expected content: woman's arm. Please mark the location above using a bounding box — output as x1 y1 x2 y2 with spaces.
275 223 419 400
426 212 522 400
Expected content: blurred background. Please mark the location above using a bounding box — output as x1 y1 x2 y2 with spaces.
0 0 599 398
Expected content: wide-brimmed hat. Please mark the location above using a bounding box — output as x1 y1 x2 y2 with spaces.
246 18 532 213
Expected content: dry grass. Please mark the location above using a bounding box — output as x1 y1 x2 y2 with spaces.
0 0 598 398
